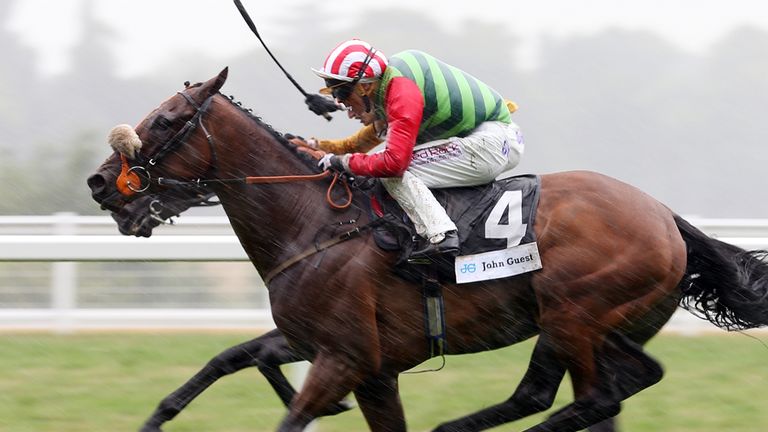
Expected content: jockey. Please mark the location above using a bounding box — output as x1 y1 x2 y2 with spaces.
304 39 524 259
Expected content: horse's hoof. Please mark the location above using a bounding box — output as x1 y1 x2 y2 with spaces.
138 424 163 432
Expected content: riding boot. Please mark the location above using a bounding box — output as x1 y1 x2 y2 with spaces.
410 230 460 259
380 171 459 258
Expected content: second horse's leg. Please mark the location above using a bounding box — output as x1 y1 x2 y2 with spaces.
139 329 351 432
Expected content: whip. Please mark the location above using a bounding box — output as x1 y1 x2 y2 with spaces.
233 0 335 121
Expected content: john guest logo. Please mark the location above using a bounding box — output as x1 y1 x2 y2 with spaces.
481 254 535 272
455 242 541 284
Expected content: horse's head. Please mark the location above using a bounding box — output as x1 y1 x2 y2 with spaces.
87 67 229 217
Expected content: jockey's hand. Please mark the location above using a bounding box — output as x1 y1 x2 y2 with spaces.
305 94 340 116
286 134 319 149
283 133 305 141
318 153 350 173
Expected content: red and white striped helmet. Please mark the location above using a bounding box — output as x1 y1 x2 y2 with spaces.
312 39 388 83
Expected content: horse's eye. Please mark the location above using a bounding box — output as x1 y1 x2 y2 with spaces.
155 116 172 130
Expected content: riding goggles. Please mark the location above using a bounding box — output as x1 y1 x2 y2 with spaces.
319 79 355 102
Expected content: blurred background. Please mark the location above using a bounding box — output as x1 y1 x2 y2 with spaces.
1 1 768 430
2 0 767 217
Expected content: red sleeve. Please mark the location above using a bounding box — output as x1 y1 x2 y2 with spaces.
347 77 423 177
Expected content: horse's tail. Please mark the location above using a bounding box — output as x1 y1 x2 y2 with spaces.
674 214 768 330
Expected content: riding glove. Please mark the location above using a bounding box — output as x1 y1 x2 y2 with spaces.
318 153 350 173
305 94 340 116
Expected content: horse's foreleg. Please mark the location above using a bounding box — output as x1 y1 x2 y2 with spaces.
254 332 355 417
278 352 367 432
354 374 406 432
432 334 566 432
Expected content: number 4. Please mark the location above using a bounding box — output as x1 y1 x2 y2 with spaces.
484 191 526 248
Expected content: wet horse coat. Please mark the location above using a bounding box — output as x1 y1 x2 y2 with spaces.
88 68 768 432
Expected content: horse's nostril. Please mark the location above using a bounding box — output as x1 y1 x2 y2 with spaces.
87 173 106 195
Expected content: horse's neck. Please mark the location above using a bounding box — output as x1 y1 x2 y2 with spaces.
211 101 341 272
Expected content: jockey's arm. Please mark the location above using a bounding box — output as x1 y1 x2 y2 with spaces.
347 77 423 177
315 123 383 154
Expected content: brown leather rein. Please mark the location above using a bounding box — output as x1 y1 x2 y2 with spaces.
259 171 353 210
156 170 353 210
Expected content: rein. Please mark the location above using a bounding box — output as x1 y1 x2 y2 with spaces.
158 170 353 210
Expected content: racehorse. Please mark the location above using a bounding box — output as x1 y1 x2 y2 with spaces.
106 183 618 432
88 67 768 432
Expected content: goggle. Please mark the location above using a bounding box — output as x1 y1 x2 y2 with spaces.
320 79 354 102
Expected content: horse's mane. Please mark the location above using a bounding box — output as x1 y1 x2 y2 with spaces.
215 90 321 172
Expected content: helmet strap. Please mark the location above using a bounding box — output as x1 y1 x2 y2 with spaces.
351 47 377 113
351 47 377 86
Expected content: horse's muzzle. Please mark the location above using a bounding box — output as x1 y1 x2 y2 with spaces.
87 172 108 201
87 173 124 213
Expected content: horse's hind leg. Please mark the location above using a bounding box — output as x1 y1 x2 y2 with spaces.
523 330 664 432
433 333 622 432
139 329 352 432
532 287 679 432
432 334 566 432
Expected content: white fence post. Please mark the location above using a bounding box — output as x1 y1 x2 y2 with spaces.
51 212 78 333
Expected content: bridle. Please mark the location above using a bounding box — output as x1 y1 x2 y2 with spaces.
117 87 352 210
118 88 217 195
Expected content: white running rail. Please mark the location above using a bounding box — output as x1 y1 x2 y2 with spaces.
1 214 767 333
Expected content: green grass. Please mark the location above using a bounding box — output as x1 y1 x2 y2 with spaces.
1 332 767 431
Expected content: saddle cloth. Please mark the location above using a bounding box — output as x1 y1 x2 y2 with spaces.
368 174 543 284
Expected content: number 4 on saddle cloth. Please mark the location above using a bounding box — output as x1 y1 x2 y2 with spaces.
368 174 543 284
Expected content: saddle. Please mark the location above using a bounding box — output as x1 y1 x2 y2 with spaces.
355 174 542 358
365 174 542 284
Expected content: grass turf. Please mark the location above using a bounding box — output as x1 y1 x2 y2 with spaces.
0 332 766 431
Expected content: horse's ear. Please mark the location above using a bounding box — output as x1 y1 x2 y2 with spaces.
200 67 229 98
213 67 228 92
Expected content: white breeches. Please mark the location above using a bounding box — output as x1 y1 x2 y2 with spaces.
408 120 524 188
380 121 524 240
381 171 458 240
